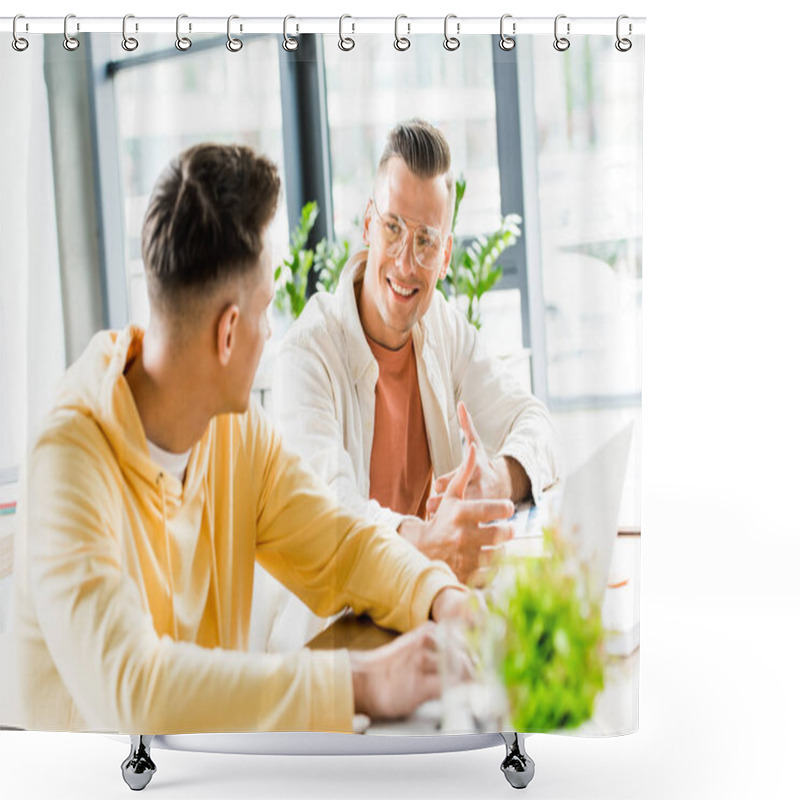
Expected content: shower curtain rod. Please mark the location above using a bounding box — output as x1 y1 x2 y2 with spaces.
0 15 646 36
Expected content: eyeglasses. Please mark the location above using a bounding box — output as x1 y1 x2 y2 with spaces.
370 197 445 271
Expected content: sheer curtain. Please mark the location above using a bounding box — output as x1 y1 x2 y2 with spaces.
0 48 65 725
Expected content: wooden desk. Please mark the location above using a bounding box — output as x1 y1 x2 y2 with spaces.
306 531 640 736
307 613 395 652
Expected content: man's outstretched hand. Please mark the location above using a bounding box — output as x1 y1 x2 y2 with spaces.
349 623 440 720
349 588 479 721
426 401 531 517
399 441 513 583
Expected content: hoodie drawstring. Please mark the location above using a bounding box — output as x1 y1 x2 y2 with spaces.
156 472 178 641
157 471 224 647
207 522 223 646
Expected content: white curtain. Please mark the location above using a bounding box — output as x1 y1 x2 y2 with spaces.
0 49 65 725
1 53 65 480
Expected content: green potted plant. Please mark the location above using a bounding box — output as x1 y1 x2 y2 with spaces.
274 202 353 318
438 177 522 329
313 235 351 295
273 201 319 320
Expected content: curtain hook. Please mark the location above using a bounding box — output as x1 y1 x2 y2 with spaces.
553 14 570 51
63 13 80 51
12 14 29 52
175 14 192 51
499 14 515 51
394 15 411 51
615 15 632 52
227 15 243 52
283 15 299 51
338 15 355 51
122 14 139 52
443 14 460 51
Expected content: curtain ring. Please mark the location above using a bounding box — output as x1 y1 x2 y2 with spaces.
12 15 29 52
615 15 632 52
122 14 139 52
175 14 192 51
338 15 355 51
499 14 515 51
63 13 80 51
443 14 460 51
283 16 299 51
394 15 411 51
553 14 570 51
226 15 243 52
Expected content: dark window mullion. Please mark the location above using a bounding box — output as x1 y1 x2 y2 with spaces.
492 45 538 392
500 42 550 402
279 34 333 297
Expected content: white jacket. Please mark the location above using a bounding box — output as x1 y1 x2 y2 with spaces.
273 252 558 530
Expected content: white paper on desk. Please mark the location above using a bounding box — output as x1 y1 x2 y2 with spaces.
511 503 536 539
503 502 545 557
511 502 539 539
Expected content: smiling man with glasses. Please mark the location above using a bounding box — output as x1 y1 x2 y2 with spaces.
361 191 449 351
273 120 558 642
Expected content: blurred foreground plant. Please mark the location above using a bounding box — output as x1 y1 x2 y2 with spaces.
489 529 605 731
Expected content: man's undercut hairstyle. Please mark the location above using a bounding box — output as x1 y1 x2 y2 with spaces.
142 143 280 309
377 119 455 223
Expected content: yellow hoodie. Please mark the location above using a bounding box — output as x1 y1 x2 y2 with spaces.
14 326 461 734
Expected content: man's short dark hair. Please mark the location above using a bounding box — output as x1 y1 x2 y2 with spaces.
376 119 454 221
142 143 280 307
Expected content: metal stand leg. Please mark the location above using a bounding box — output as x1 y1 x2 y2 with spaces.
121 735 156 791
500 732 535 789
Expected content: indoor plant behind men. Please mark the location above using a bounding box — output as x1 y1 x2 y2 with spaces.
14 143 469 735
272 119 558 646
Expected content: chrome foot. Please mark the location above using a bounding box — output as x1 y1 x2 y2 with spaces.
121 735 156 791
500 732 535 789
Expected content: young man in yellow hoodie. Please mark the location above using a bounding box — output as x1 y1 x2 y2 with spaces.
14 143 470 735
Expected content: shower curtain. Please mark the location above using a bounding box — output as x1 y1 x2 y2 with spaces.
0 17 643 740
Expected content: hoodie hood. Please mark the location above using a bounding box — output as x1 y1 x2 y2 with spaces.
52 325 210 505
44 325 217 643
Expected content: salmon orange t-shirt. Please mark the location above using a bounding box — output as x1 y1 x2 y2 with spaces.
367 335 433 519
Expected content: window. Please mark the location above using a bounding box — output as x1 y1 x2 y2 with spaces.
92 33 642 525
520 36 643 525
108 36 289 328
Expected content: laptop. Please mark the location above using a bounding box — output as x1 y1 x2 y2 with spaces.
506 422 634 602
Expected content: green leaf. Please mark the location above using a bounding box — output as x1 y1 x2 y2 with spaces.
314 236 351 294
451 175 467 232
274 201 322 319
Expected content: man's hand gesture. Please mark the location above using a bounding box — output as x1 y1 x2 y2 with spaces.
426 401 530 517
401 439 513 584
